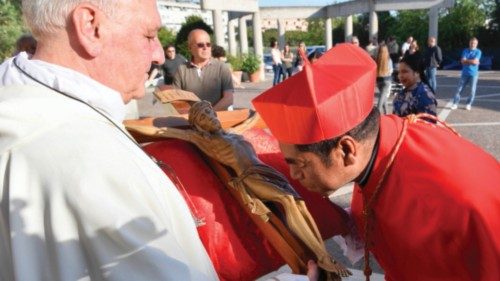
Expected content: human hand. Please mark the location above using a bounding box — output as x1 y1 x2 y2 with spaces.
307 260 319 281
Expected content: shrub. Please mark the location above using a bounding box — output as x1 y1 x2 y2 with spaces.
227 55 243 71
241 54 261 74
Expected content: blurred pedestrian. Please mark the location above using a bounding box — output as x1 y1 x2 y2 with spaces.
162 44 187 85
294 41 307 72
376 44 393 114
351 36 360 47
387 36 399 65
13 34 37 58
423 36 442 92
402 39 420 59
451 37 482 110
270 39 283 86
281 42 294 79
400 36 413 56
393 54 437 117
365 36 378 60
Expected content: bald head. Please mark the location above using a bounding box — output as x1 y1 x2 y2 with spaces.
188 29 209 45
188 29 212 64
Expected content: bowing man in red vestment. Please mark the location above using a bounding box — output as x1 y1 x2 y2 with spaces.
253 43 500 281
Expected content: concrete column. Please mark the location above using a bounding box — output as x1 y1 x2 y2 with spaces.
368 0 378 41
428 6 439 41
212 9 224 47
278 19 286 49
252 12 265 80
325 18 333 49
228 18 237 56
345 15 353 42
369 10 378 41
239 16 249 54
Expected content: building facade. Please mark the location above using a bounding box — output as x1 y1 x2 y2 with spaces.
157 0 228 34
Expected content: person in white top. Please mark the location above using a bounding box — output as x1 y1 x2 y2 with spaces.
0 0 218 280
400 36 413 57
270 39 283 86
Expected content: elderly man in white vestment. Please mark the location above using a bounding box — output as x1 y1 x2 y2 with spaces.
0 0 219 280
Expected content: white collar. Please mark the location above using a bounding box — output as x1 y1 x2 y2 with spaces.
4 54 126 122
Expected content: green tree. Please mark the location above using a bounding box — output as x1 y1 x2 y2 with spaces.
332 17 347 44
390 10 428 49
175 15 213 58
353 14 370 46
262 29 278 48
377 11 398 42
0 0 26 60
157 27 176 48
477 0 500 48
284 30 310 47
489 0 500 32
439 0 488 51
306 18 325 45
331 15 370 46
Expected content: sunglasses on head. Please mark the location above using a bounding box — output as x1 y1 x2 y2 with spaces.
195 42 211 48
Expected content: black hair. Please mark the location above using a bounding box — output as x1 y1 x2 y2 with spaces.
296 107 380 166
164 43 175 50
400 53 435 94
211 45 226 58
270 39 278 48
15 34 37 55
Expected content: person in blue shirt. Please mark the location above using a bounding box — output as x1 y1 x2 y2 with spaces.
393 53 437 117
451 37 482 110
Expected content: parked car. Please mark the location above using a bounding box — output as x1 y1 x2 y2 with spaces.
263 54 273 73
306 45 326 57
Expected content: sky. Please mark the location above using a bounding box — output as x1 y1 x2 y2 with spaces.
259 0 345 7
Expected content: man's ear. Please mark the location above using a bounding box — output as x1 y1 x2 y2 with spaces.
337 136 357 166
71 4 104 57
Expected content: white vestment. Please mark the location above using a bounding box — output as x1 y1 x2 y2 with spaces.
0 55 218 281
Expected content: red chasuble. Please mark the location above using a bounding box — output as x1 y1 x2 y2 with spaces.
351 115 500 281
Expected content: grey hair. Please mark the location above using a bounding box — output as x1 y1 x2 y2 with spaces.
22 0 116 38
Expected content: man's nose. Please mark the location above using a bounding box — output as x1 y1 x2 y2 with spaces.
152 37 165 65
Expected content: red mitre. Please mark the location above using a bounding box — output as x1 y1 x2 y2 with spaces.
252 43 376 144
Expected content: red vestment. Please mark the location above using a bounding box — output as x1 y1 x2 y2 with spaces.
351 115 500 280
143 129 348 281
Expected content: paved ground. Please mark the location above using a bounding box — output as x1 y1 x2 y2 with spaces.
137 69 499 280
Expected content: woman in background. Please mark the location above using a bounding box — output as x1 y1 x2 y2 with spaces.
294 41 306 72
281 43 294 79
376 44 393 114
393 54 437 117
403 39 420 60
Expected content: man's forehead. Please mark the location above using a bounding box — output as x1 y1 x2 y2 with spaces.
278 142 298 156
194 33 210 41
112 1 158 30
